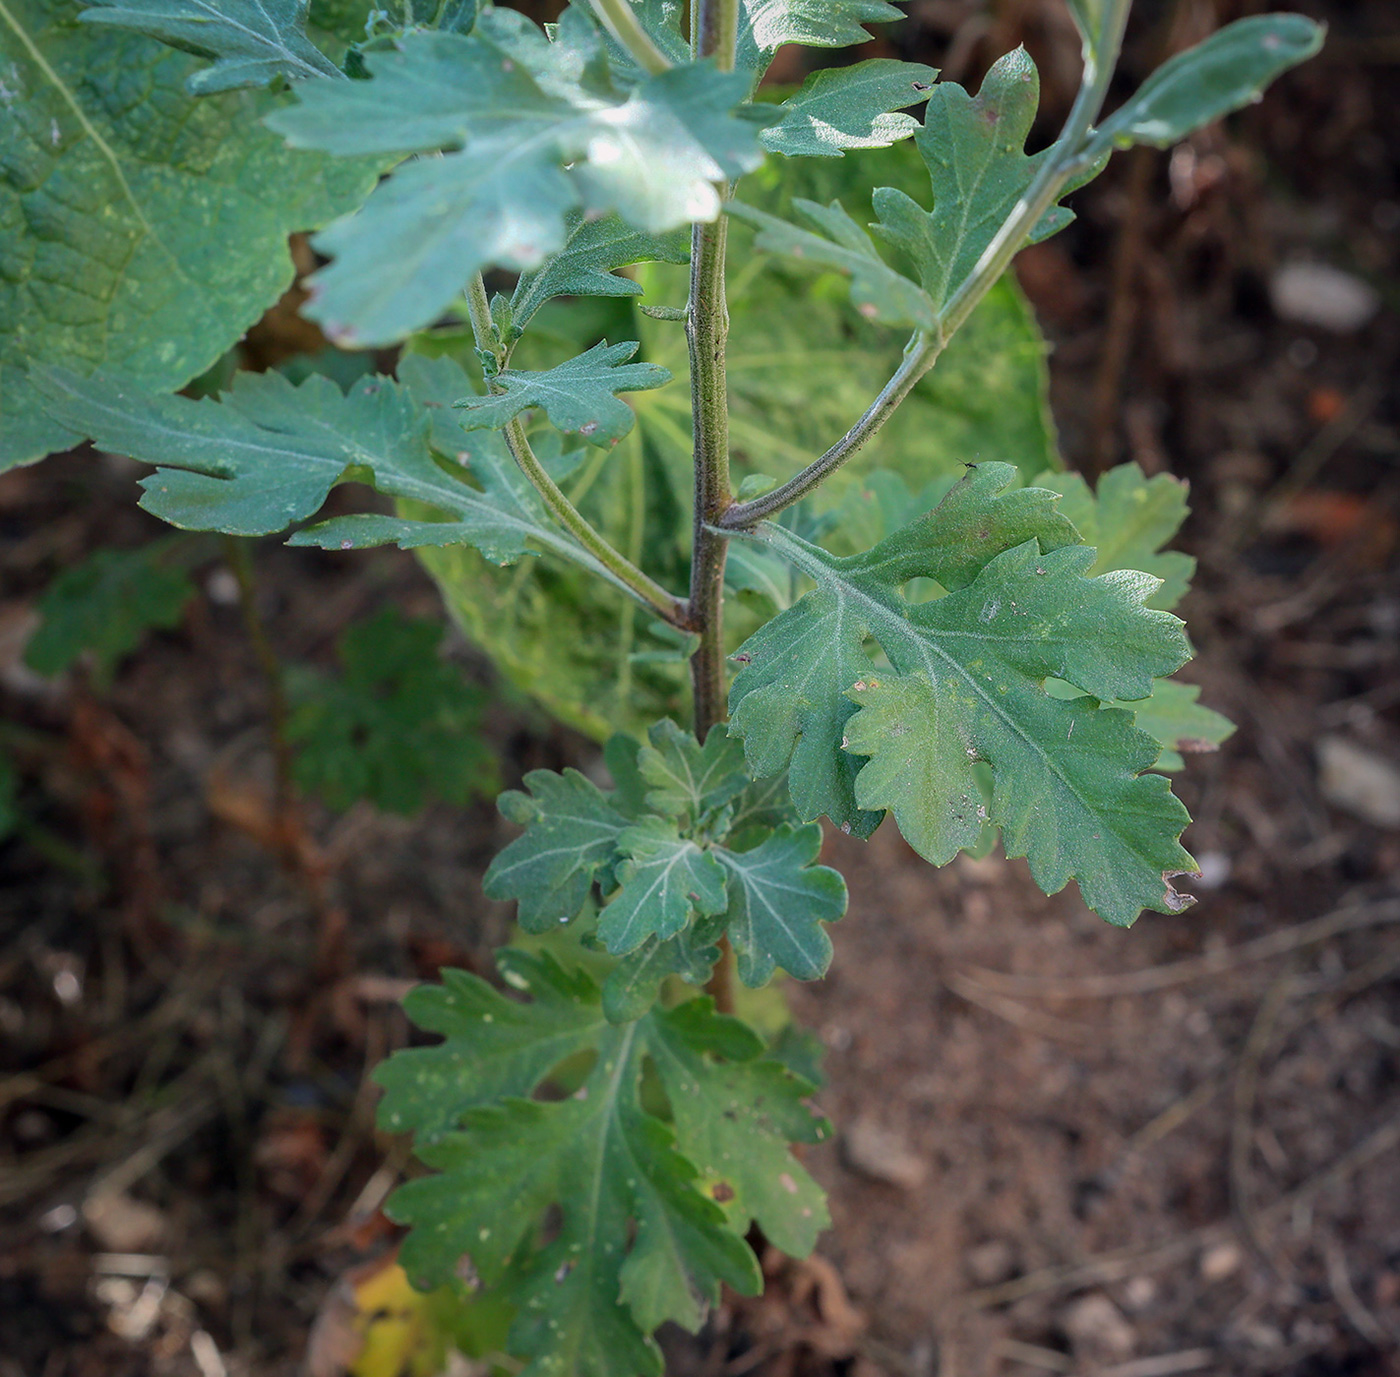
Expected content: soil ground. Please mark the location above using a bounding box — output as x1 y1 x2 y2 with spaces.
3 1 1399 1374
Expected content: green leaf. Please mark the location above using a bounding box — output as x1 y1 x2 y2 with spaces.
713 823 846 986
761 59 939 159
456 341 672 448
728 462 1079 835
78 0 342 93
381 957 823 1371
728 463 1198 925
376 950 602 1142
727 198 936 332
1029 462 1194 610
738 0 901 75
646 999 829 1256
33 361 631 592
23 537 195 683
872 48 1075 314
267 13 772 344
0 0 377 470
286 611 495 814
508 216 691 339
601 919 724 1024
1093 14 1325 154
1047 675 1235 773
636 720 749 823
597 816 729 954
483 770 632 932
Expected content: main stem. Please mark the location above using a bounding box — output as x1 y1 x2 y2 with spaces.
686 213 732 744
689 0 740 1012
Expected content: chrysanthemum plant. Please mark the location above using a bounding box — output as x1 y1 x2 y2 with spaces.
2 0 1320 1366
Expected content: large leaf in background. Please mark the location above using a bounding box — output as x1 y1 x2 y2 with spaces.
727 464 1198 925
377 950 825 1373
0 0 376 471
415 144 1060 741
266 8 773 345
78 0 342 93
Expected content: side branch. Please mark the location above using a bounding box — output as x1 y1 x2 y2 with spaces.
588 0 674 75
719 0 1135 530
718 329 939 528
465 275 690 629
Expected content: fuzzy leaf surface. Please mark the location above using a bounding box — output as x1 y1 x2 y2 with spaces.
738 0 900 74
713 824 847 986
509 216 691 338
456 341 672 448
636 720 749 823
727 199 935 331
728 463 1197 924
267 11 772 344
598 817 729 955
483 770 632 931
34 360 628 591
78 0 342 92
761 59 938 158
0 0 376 469
1093 14 1324 153
380 954 824 1372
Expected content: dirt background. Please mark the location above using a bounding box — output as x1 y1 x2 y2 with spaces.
2 0 1399 1374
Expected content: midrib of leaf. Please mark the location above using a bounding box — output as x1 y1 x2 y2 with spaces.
162 0 338 80
760 526 1152 854
0 0 155 236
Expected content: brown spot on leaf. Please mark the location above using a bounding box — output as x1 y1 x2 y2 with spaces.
711 1181 736 1203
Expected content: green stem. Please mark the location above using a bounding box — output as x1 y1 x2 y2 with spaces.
463 275 689 628
685 215 733 741
691 0 739 68
720 0 1135 529
589 0 673 74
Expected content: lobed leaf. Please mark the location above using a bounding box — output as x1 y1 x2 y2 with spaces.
483 770 632 931
508 215 691 339
737 0 901 75
636 719 749 823
456 341 672 448
78 0 342 93
1029 462 1194 610
380 954 824 1372
727 463 1198 925
267 10 774 345
761 59 938 159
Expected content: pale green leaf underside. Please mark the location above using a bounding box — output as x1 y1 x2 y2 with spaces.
761 59 938 159
0 0 376 470
267 10 773 345
78 0 341 93
728 464 1198 925
1093 14 1325 154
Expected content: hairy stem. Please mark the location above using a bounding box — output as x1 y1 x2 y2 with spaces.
588 0 673 75
686 215 733 741
464 274 690 629
720 0 1135 529
691 0 739 68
